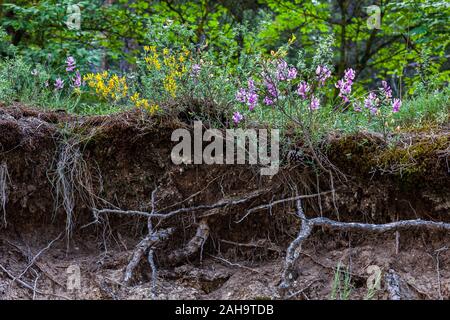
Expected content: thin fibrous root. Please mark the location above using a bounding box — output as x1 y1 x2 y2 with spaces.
0 263 69 300
167 219 210 266
92 188 269 221
0 162 10 227
279 199 450 296
237 190 333 223
123 228 174 285
52 139 95 241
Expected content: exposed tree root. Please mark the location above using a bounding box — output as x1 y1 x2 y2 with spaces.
385 269 401 300
238 190 333 223
12 233 63 284
123 227 174 285
0 263 69 300
92 188 269 221
279 198 450 296
167 219 210 266
0 162 10 227
96 188 268 293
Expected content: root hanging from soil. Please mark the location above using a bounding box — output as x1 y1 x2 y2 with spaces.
51 138 96 240
279 198 450 296
0 162 10 227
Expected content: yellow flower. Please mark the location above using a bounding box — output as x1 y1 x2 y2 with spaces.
145 53 161 70
84 71 128 102
149 104 159 114
288 34 296 45
148 46 156 53
83 73 94 81
163 75 177 97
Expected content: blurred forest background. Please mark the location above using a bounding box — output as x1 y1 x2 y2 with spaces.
1 0 449 95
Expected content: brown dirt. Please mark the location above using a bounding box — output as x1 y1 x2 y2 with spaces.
0 104 449 300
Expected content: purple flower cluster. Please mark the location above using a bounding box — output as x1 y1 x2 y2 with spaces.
335 68 355 103
380 80 392 100
232 64 402 124
232 111 244 124
235 88 247 103
297 81 310 100
54 78 65 90
263 96 274 106
276 59 297 81
364 92 378 114
191 64 201 77
57 55 84 90
72 71 82 88
392 98 402 113
66 56 76 72
235 78 259 111
263 77 278 103
316 65 331 86
247 92 258 111
310 96 320 111
363 80 401 114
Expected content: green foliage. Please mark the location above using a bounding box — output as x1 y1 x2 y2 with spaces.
330 263 353 300
0 1 448 135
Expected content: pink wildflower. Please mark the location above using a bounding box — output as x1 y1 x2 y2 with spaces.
316 65 331 85
310 96 320 110
66 56 76 72
392 98 402 113
54 78 64 90
232 112 243 124
297 81 310 99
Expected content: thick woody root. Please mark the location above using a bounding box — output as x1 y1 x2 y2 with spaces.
93 189 267 287
279 199 450 296
0 162 9 227
385 269 401 300
123 228 174 285
167 219 210 266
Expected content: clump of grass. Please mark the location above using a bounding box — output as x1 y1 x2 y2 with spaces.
330 262 353 300
394 88 449 129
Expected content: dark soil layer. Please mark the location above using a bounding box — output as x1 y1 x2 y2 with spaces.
0 104 449 300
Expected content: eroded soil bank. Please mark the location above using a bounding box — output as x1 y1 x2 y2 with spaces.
0 104 449 300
